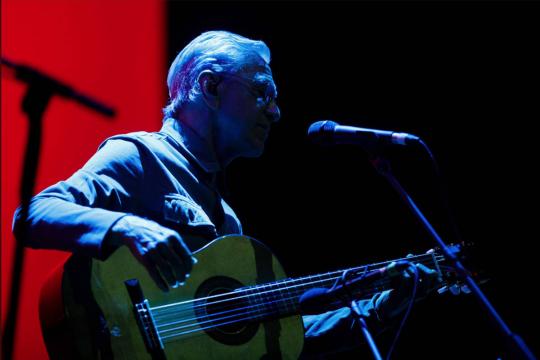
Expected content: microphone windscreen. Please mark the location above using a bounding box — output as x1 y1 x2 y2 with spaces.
307 120 338 146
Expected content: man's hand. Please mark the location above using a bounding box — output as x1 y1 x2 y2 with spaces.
376 259 442 321
108 215 196 292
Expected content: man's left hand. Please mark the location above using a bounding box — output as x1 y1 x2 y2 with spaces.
376 260 442 321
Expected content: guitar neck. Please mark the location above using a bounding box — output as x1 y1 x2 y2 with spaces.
240 252 444 321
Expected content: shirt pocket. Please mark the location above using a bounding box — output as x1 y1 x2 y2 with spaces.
163 193 218 239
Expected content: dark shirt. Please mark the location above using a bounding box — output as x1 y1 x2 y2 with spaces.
13 117 242 259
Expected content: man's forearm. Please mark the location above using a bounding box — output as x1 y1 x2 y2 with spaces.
13 195 126 260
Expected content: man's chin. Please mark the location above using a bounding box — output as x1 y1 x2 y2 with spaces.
247 147 264 158
244 142 265 158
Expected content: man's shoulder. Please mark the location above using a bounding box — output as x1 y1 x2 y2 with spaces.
82 129 186 174
103 129 168 144
97 129 177 153
96 129 190 168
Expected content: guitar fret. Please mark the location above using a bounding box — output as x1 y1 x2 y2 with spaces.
255 283 267 319
278 279 290 315
246 286 258 319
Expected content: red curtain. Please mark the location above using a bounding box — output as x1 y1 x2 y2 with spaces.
1 0 165 358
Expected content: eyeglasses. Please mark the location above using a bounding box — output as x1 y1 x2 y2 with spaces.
219 72 277 108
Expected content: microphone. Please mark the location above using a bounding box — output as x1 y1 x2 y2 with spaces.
299 260 410 315
307 120 420 147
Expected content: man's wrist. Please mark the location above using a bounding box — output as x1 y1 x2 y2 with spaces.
101 215 127 258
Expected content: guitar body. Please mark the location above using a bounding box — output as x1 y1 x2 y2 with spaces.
40 235 304 359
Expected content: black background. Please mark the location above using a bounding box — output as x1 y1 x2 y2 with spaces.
167 2 538 359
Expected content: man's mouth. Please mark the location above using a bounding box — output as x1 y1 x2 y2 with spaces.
256 123 269 131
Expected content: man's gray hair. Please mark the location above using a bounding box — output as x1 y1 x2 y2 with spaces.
163 30 271 119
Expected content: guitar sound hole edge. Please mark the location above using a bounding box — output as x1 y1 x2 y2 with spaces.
194 276 259 346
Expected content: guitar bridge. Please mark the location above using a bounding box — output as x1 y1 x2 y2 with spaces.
125 279 165 360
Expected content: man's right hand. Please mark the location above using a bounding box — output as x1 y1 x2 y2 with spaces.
108 215 196 292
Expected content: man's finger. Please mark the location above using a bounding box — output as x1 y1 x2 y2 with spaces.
157 241 187 283
148 250 177 287
410 263 443 296
415 263 437 276
141 257 169 292
415 263 442 287
170 235 195 273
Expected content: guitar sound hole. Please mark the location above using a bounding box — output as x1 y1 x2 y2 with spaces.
195 276 259 345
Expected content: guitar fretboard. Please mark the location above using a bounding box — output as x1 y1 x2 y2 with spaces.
231 252 443 320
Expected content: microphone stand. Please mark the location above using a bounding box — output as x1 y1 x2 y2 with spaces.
350 299 383 360
366 150 536 360
335 269 386 360
0 57 115 360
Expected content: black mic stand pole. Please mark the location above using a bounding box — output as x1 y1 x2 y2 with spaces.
335 270 384 360
2 72 50 360
1 57 115 360
366 151 536 360
350 299 383 360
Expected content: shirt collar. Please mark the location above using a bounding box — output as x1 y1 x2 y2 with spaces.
161 117 222 174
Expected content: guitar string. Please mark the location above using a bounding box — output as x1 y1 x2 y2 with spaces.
151 253 442 320
150 253 442 320
158 285 388 341
156 258 447 340
155 279 393 335
153 258 434 320
160 278 453 343
156 262 449 342
159 308 285 341
154 271 401 331
150 253 438 312
151 255 442 327
154 273 343 320
155 281 390 331
156 263 451 338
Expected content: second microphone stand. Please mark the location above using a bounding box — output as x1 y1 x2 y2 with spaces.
350 299 384 360
366 150 536 360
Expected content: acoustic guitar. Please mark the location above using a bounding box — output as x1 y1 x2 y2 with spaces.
39 235 461 359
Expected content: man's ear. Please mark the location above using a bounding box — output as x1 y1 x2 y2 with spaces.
197 70 220 110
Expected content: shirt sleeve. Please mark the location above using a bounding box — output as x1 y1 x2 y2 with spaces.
12 139 143 260
301 291 392 357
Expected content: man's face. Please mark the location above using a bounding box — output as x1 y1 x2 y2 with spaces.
215 62 280 160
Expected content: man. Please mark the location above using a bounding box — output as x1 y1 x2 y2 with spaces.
14 31 439 358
